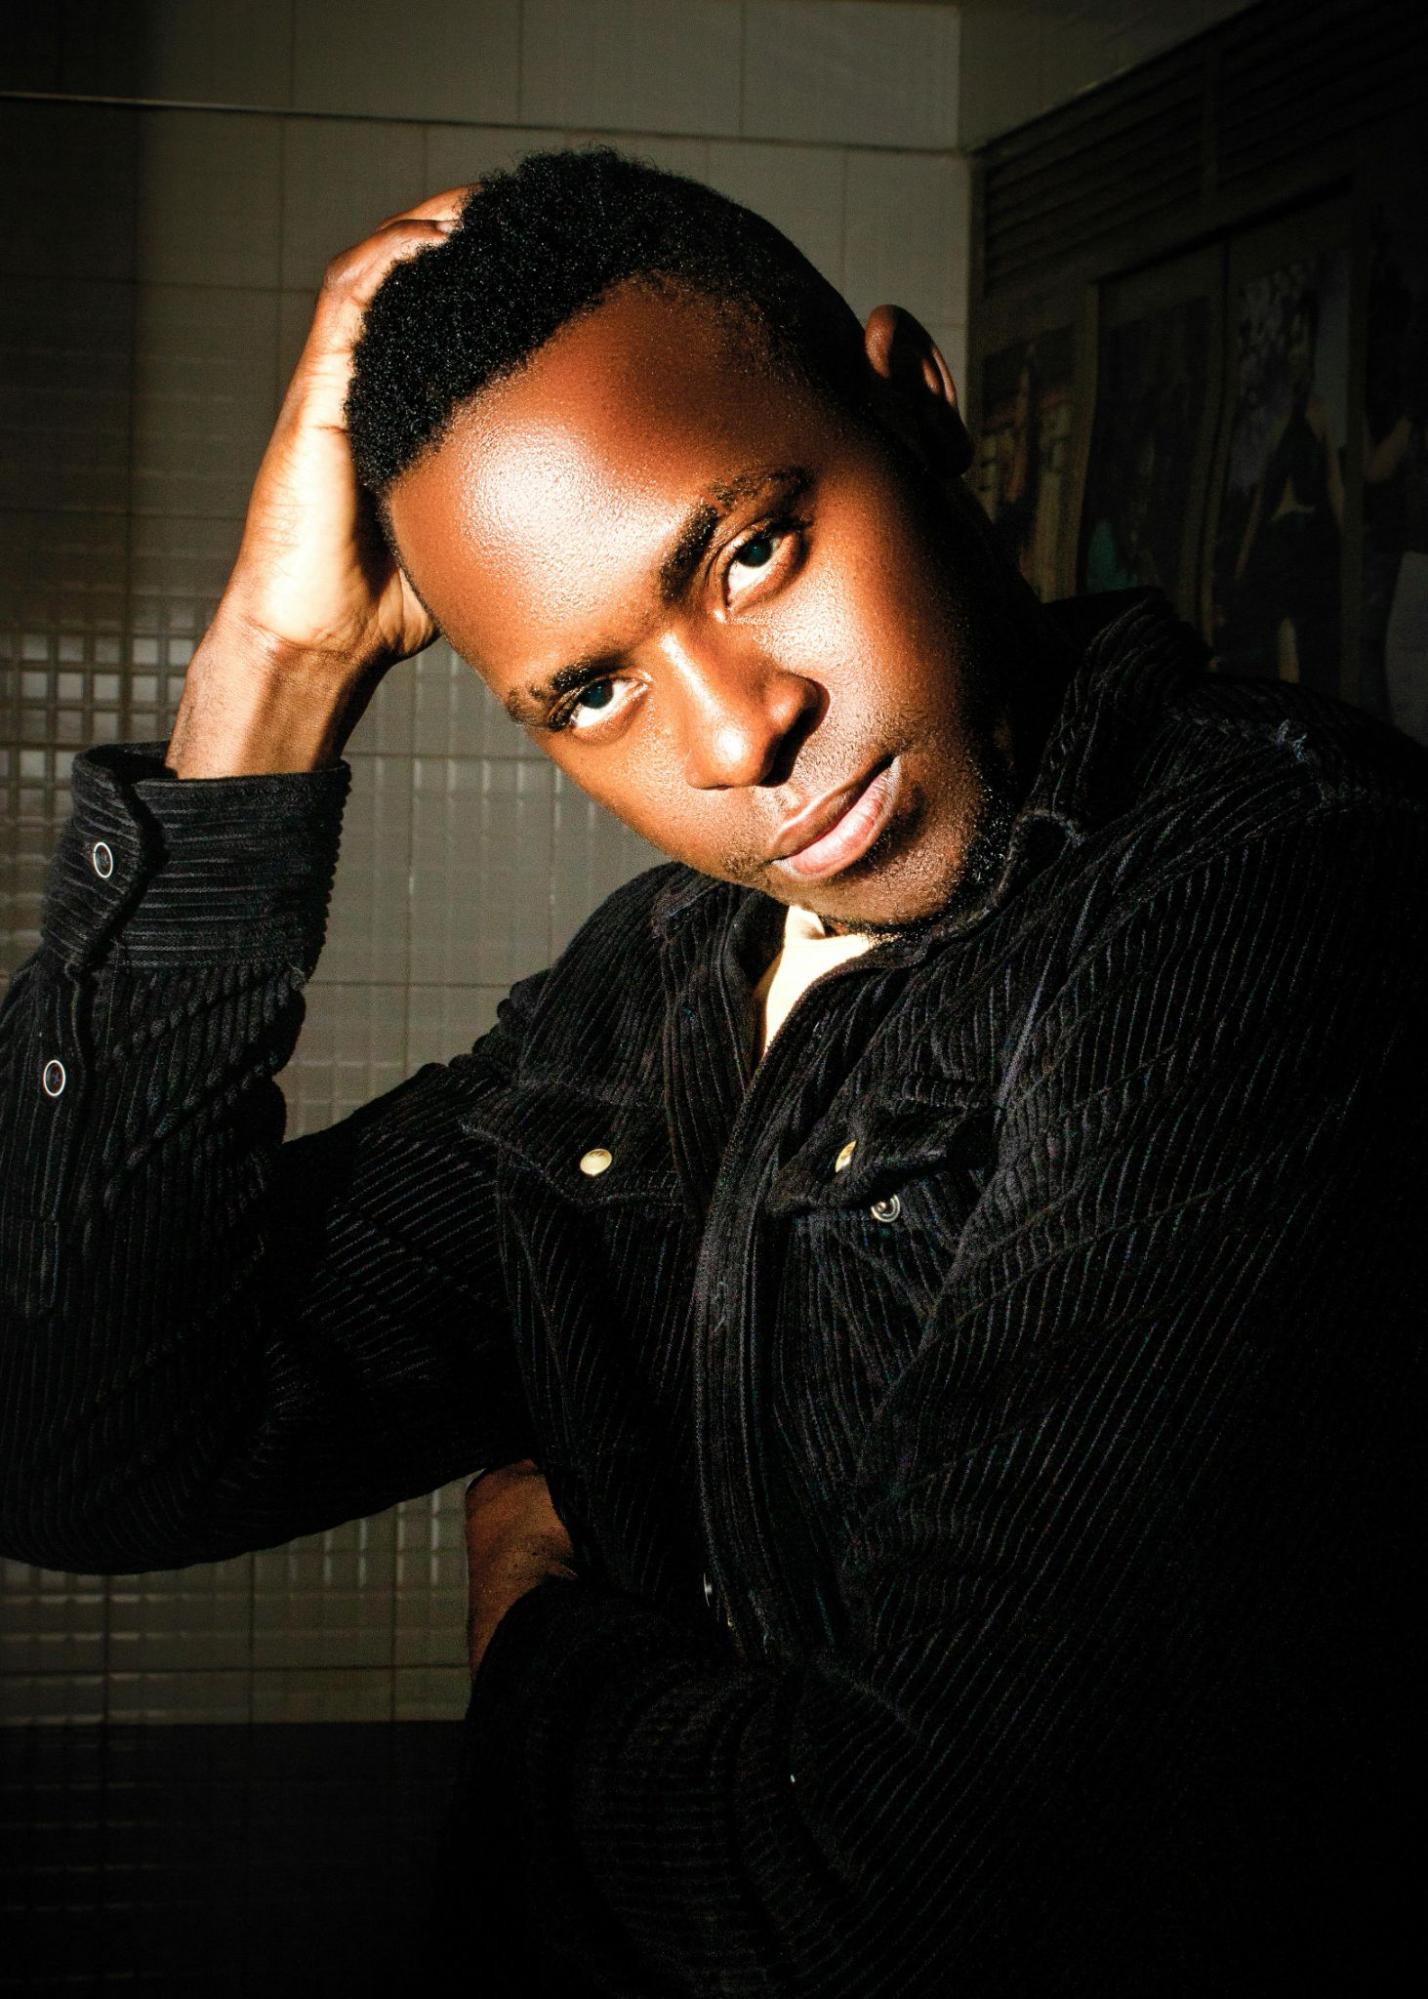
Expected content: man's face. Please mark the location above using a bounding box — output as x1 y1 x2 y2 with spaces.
387 284 1024 932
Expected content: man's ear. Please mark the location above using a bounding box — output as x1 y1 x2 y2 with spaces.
861 304 974 479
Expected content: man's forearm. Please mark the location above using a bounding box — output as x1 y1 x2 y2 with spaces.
166 609 364 778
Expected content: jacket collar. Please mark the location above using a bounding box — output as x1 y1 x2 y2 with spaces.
649 588 1207 953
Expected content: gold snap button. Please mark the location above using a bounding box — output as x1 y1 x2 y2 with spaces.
870 1194 901 1223
833 1139 857 1174
578 1146 613 1177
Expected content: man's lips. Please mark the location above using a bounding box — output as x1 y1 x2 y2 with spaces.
770 758 899 882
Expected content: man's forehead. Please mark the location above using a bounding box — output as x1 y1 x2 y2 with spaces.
387 296 836 642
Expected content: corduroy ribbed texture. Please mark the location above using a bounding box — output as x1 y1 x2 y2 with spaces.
2 594 1425 1995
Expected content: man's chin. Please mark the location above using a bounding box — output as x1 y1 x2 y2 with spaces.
813 785 1020 938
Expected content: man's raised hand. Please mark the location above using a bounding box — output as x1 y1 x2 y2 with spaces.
167 188 473 777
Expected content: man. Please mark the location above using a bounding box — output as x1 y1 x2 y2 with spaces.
0 149 1423 1994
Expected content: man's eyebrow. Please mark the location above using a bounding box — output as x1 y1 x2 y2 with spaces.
504 463 811 727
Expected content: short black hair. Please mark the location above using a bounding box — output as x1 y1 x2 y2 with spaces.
345 145 868 496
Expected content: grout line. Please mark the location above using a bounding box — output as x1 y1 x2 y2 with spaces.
0 89 967 158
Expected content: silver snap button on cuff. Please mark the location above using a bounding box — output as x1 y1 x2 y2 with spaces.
42 1059 67 1098
579 1146 613 1177
870 1194 901 1223
91 840 114 880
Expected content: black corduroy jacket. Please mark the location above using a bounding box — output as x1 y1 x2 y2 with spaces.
1 592 1425 1995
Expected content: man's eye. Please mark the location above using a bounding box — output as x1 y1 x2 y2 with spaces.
551 677 637 735
725 519 805 602
733 531 776 570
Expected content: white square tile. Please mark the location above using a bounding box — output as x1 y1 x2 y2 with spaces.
520 0 744 137
703 141 846 290
550 770 664 957
60 0 294 106
136 109 283 290
251 1665 393 1722
843 150 969 329
394 1664 471 1719
106 1555 253 1674
293 0 520 121
0 1563 107 1677
252 1514 396 1670
409 755 556 985
130 286 281 519
106 1669 253 1725
0 1672 107 1725
280 118 428 293
742 1 960 150
394 1478 468 1668
0 512 128 644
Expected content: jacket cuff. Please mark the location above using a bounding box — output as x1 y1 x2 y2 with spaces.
41 742 352 972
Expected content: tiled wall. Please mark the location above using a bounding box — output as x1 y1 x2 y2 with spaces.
0 0 969 1728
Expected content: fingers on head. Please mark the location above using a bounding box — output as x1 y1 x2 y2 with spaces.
321 217 454 304
320 185 480 305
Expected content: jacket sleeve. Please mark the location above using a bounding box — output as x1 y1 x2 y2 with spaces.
452 796 1427 1996
0 742 536 1575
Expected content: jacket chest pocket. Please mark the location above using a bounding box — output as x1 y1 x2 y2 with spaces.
458 1075 686 1214
459 1076 693 1365
765 1089 997 1394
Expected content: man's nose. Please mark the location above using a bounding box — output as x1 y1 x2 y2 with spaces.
659 629 821 790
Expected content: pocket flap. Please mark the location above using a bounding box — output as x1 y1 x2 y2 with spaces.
767 1091 995 1216
458 1076 683 1205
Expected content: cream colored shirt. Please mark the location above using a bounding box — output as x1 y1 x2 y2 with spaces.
753 902 877 1058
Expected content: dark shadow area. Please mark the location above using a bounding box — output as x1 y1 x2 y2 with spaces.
1 1721 467 1996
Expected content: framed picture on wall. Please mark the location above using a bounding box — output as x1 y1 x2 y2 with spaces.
1360 125 1428 744
972 321 1080 603
1075 246 1223 632
1203 200 1354 697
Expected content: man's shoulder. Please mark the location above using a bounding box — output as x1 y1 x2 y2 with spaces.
1101 656 1428 910
1170 671 1428 820
1062 594 1428 844
1024 607 1428 983
1058 670 1428 1001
